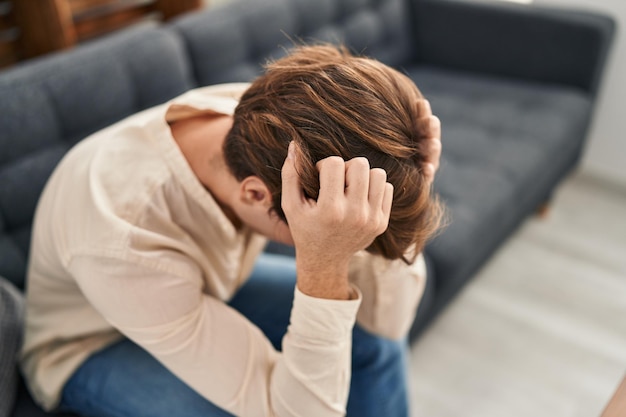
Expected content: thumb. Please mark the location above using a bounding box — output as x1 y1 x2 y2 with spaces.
281 142 304 213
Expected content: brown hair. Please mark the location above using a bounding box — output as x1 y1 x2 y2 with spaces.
224 45 444 263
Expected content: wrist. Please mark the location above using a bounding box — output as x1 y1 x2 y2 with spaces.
296 260 352 300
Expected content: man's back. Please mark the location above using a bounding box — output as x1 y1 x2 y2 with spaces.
21 85 267 410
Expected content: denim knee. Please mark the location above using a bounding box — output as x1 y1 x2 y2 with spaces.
348 326 409 417
351 325 408 371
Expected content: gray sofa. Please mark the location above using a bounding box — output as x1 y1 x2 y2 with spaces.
0 0 615 415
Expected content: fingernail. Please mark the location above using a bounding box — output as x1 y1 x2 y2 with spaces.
287 141 295 160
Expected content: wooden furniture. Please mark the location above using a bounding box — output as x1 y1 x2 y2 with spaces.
601 374 626 417
0 0 18 68
13 0 202 60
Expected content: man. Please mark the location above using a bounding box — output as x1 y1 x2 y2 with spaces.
21 45 443 416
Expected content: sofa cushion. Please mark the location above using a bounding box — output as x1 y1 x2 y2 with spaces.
0 277 24 417
409 66 592 291
171 0 414 86
0 24 194 289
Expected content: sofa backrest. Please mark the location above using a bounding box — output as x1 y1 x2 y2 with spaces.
171 0 414 86
0 23 194 289
411 0 615 98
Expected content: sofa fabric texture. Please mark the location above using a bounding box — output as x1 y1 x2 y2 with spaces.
0 0 614 415
412 0 615 97
410 67 592 283
0 25 194 290
0 277 24 417
172 0 413 85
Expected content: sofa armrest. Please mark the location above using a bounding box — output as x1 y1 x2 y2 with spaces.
410 0 616 96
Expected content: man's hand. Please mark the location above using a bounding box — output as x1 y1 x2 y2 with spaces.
416 100 442 184
281 142 393 300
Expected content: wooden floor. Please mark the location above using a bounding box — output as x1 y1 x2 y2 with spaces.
409 171 626 417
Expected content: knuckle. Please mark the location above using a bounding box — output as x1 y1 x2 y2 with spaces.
352 207 370 228
418 99 431 116
318 156 344 170
429 138 442 153
370 220 384 237
424 163 435 178
348 157 370 170
315 156 339 172
355 213 368 227
370 167 387 181
378 214 390 233
430 115 441 130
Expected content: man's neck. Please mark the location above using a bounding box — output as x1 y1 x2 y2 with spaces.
168 114 241 227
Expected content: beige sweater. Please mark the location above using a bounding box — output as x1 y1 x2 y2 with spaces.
21 83 426 416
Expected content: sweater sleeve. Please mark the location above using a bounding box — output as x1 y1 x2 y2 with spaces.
348 251 427 340
68 252 361 417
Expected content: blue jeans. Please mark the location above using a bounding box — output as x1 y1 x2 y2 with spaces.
60 253 410 417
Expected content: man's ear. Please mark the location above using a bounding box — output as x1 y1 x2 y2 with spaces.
239 176 272 207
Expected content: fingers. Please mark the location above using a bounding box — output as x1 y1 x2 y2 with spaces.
416 99 442 184
369 167 392 235
344 159 392 236
424 136 441 174
425 133 442 161
345 157 370 203
416 113 441 139
316 156 392 225
380 182 394 232
311 155 394 221
415 100 436 138
424 162 436 185
316 156 346 204
291 151 393 258
416 99 440 140
368 167 387 207
281 142 305 213
427 115 441 140
417 98 432 119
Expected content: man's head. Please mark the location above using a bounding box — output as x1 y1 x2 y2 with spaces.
224 45 443 262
